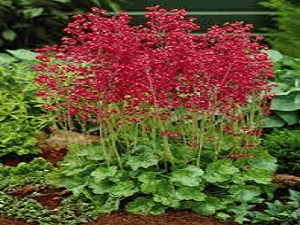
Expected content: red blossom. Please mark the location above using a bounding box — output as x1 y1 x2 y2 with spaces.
32 6 275 124
159 130 184 137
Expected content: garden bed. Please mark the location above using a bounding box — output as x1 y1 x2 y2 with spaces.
0 132 238 225
0 130 299 225
1 5 300 225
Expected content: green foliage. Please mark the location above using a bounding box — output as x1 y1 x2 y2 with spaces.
252 189 300 225
260 0 300 58
263 49 300 128
125 197 166 215
46 142 278 224
0 193 53 223
261 129 300 175
0 193 98 224
126 144 160 171
0 153 97 224
0 56 50 156
0 0 127 49
0 157 53 191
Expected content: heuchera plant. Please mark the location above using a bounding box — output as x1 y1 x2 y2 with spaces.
32 7 280 223
32 6 275 168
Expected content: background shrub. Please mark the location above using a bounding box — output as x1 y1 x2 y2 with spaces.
0 0 127 50
262 49 300 129
0 49 50 156
260 0 300 58
261 129 300 175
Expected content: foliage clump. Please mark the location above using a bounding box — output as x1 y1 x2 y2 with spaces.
260 0 300 58
29 6 279 224
262 129 300 175
0 50 50 156
0 0 125 50
262 49 300 128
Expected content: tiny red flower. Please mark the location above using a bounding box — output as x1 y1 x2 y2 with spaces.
81 115 90 120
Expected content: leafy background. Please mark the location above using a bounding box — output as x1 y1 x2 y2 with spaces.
0 0 127 50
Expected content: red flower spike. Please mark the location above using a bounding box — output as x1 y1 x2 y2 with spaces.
32 6 275 125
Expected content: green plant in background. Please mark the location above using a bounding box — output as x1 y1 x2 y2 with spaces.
0 150 98 225
0 158 53 191
0 0 127 50
262 49 300 128
0 193 54 224
252 189 300 225
0 49 51 156
0 193 98 225
261 129 300 175
259 0 300 58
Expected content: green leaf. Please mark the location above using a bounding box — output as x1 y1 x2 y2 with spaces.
229 185 262 202
107 0 121 12
229 203 255 224
0 53 17 64
23 8 44 19
110 180 138 197
203 160 239 183
271 93 300 111
89 179 114 195
295 93 300 105
241 168 273 185
217 212 231 221
70 185 86 197
291 208 300 219
137 171 159 183
153 193 180 208
262 49 283 62
191 197 220 216
90 166 117 181
271 82 292 95
276 111 299 125
94 195 120 213
289 189 300 202
6 49 38 61
63 165 94 176
250 152 278 172
274 87 300 96
175 186 207 201
126 153 158 170
235 215 251 224
169 165 204 187
263 114 286 128
1 30 17 42
265 200 288 216
125 197 166 215
140 178 173 195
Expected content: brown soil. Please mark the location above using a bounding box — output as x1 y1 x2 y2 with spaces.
0 217 37 225
9 185 71 209
36 130 100 165
5 159 22 167
38 147 68 166
274 174 300 186
0 211 237 225
87 210 237 225
31 187 70 209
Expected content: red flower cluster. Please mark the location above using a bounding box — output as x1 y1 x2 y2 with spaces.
33 6 275 122
159 130 185 137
